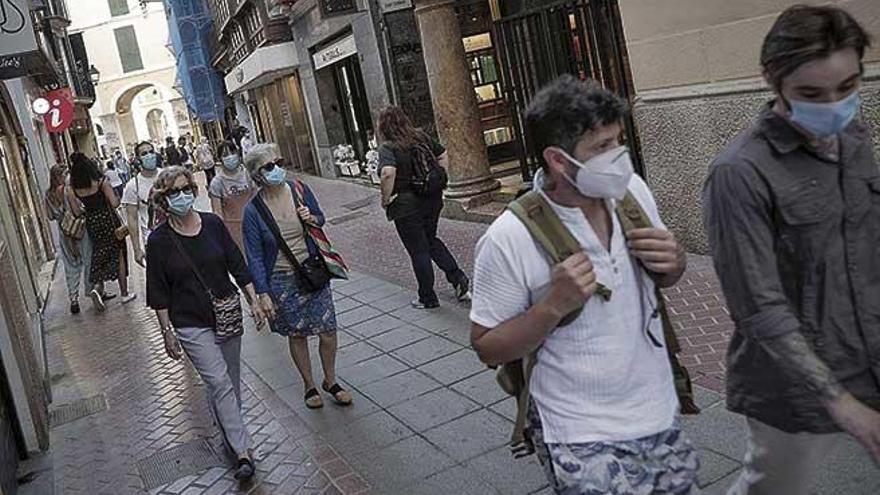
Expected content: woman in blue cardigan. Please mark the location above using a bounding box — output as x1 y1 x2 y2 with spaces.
242 144 352 409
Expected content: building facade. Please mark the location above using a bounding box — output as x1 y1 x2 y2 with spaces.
69 0 190 158
0 1 96 492
618 0 880 252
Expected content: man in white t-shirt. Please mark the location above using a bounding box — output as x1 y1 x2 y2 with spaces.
470 76 699 494
123 141 160 267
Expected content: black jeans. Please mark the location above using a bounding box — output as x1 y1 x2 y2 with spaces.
394 196 466 305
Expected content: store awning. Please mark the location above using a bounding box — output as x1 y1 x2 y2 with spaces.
224 41 300 95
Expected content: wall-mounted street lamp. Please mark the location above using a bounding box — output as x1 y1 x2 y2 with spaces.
88 65 100 85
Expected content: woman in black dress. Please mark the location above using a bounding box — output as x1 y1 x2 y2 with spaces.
69 152 136 310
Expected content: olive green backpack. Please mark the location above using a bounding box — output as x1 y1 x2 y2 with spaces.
499 190 700 458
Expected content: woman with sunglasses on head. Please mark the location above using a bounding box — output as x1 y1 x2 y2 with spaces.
146 166 266 481
123 141 162 267
69 152 136 310
209 140 255 253
242 144 352 410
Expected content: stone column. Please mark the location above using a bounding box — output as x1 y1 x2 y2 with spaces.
414 0 499 199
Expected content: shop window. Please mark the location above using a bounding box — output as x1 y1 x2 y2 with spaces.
114 26 144 73
108 0 129 17
468 50 501 103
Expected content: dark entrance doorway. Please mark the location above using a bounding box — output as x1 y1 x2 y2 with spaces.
493 0 642 181
331 56 374 162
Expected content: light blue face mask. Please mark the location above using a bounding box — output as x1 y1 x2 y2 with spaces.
221 154 241 171
166 191 195 217
263 165 287 186
788 91 861 137
141 153 158 170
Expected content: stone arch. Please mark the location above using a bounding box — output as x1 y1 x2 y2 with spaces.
111 81 175 115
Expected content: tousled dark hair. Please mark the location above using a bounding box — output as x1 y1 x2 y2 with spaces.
525 75 628 170
216 140 238 157
378 106 423 149
69 152 102 189
762 5 871 89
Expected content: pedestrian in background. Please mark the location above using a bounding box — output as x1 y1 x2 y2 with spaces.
209 140 254 252
242 144 352 410
704 6 880 494
470 77 697 494
377 106 470 309
179 136 194 171
113 149 130 183
44 164 92 314
164 136 182 167
104 160 124 200
146 166 265 481
196 137 217 184
123 141 162 267
69 152 136 310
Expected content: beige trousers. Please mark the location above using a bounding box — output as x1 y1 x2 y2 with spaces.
726 417 840 495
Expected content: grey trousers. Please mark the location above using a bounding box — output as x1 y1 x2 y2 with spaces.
726 417 839 495
176 327 253 457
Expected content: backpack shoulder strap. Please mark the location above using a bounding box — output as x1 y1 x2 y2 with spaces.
616 190 652 233
507 191 581 265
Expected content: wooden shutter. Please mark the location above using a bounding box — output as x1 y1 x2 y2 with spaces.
114 26 144 73
108 0 130 16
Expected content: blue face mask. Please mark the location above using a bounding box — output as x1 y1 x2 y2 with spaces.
141 153 158 170
166 191 195 217
263 165 287 186
221 154 241 171
788 91 861 137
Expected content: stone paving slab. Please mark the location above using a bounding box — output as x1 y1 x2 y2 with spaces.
236 270 880 494
23 266 370 495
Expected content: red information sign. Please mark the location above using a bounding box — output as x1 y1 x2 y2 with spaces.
43 88 75 134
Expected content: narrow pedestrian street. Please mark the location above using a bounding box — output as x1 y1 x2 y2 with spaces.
17 177 878 495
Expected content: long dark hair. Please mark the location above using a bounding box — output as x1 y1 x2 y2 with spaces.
378 106 422 149
69 152 102 189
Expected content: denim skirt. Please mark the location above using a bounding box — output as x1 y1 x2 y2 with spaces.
268 270 337 337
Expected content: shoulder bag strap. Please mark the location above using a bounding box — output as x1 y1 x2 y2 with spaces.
168 228 213 298
252 193 307 279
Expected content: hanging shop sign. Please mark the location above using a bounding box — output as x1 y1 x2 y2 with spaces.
379 0 412 13
42 88 75 134
312 34 358 71
0 0 39 80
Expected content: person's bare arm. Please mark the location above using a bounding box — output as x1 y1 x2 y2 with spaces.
472 253 596 366
127 205 145 266
437 151 450 171
211 197 224 219
101 180 120 209
380 167 397 207
156 309 183 360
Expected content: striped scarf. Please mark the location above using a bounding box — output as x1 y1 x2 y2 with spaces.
292 180 349 279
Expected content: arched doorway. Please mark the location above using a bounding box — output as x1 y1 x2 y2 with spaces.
112 83 180 150
146 108 167 143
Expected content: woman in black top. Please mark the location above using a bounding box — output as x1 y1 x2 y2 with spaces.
69 152 135 310
377 107 470 308
145 166 266 481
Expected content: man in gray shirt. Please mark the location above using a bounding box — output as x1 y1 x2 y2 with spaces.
704 5 880 494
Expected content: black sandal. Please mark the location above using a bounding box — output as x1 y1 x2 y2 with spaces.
322 382 353 406
304 388 323 409
234 457 255 480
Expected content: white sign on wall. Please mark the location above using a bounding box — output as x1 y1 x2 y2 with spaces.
313 34 358 71
0 0 37 56
379 0 412 13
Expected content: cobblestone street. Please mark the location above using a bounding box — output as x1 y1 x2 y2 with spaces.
17 176 880 494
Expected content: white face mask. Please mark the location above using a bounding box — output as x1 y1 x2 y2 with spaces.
556 145 634 200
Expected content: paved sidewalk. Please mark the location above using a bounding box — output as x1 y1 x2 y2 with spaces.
242 271 879 495
18 266 369 495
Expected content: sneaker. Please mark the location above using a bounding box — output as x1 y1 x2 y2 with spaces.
454 278 471 302
70 301 80 315
90 290 105 312
411 300 440 310
121 294 137 305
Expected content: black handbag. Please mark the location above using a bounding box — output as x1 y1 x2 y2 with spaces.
253 195 331 293
169 231 244 343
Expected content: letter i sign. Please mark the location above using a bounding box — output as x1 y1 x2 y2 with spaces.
44 88 75 133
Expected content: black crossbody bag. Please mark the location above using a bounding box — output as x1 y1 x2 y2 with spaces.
253 194 330 293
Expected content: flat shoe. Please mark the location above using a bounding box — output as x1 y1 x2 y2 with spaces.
322 382 353 406
233 457 255 480
304 388 323 409
90 290 105 312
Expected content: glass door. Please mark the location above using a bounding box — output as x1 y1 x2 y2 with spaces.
331 56 373 162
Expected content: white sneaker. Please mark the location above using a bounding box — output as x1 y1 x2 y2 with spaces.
121 294 137 305
90 290 105 312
